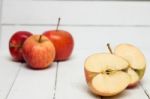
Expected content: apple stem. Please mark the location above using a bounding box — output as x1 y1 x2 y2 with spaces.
107 43 113 54
39 35 42 42
56 17 61 31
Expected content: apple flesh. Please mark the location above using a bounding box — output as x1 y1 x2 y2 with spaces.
126 68 140 87
114 44 146 88
84 53 130 96
22 35 55 69
9 31 32 61
43 30 74 61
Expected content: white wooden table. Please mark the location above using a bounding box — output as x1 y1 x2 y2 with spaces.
0 1 150 99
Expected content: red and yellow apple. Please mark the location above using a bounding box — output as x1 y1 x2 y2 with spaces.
43 30 74 61
22 35 55 69
9 31 32 61
114 44 146 88
84 53 130 96
43 18 74 61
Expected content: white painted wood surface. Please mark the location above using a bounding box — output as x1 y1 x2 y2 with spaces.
0 1 150 99
55 51 100 99
6 63 57 99
1 26 150 51
0 52 21 99
1 26 150 99
140 50 150 98
2 1 150 25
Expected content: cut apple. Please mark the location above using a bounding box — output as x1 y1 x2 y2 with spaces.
84 53 130 96
127 68 139 87
114 44 146 87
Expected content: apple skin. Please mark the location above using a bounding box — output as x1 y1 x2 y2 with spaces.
22 35 55 69
127 82 138 88
84 69 101 95
9 31 32 62
43 30 74 61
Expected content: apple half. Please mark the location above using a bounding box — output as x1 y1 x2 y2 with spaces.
84 53 130 96
114 44 146 87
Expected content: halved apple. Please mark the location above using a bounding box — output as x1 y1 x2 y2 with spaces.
84 53 130 96
114 44 146 88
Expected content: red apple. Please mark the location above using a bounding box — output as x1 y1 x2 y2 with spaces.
9 31 32 61
43 30 74 61
22 35 55 69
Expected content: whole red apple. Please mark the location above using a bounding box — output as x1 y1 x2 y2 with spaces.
9 31 32 61
43 30 74 61
22 35 55 69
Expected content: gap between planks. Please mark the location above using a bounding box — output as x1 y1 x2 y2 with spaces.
52 61 96 99
53 62 59 99
4 62 59 99
33 0 150 2
140 82 150 99
2 23 150 28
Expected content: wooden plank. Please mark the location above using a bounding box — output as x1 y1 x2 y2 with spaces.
6 62 57 99
2 1 150 25
55 50 101 99
1 26 150 51
0 51 21 99
63 26 150 51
